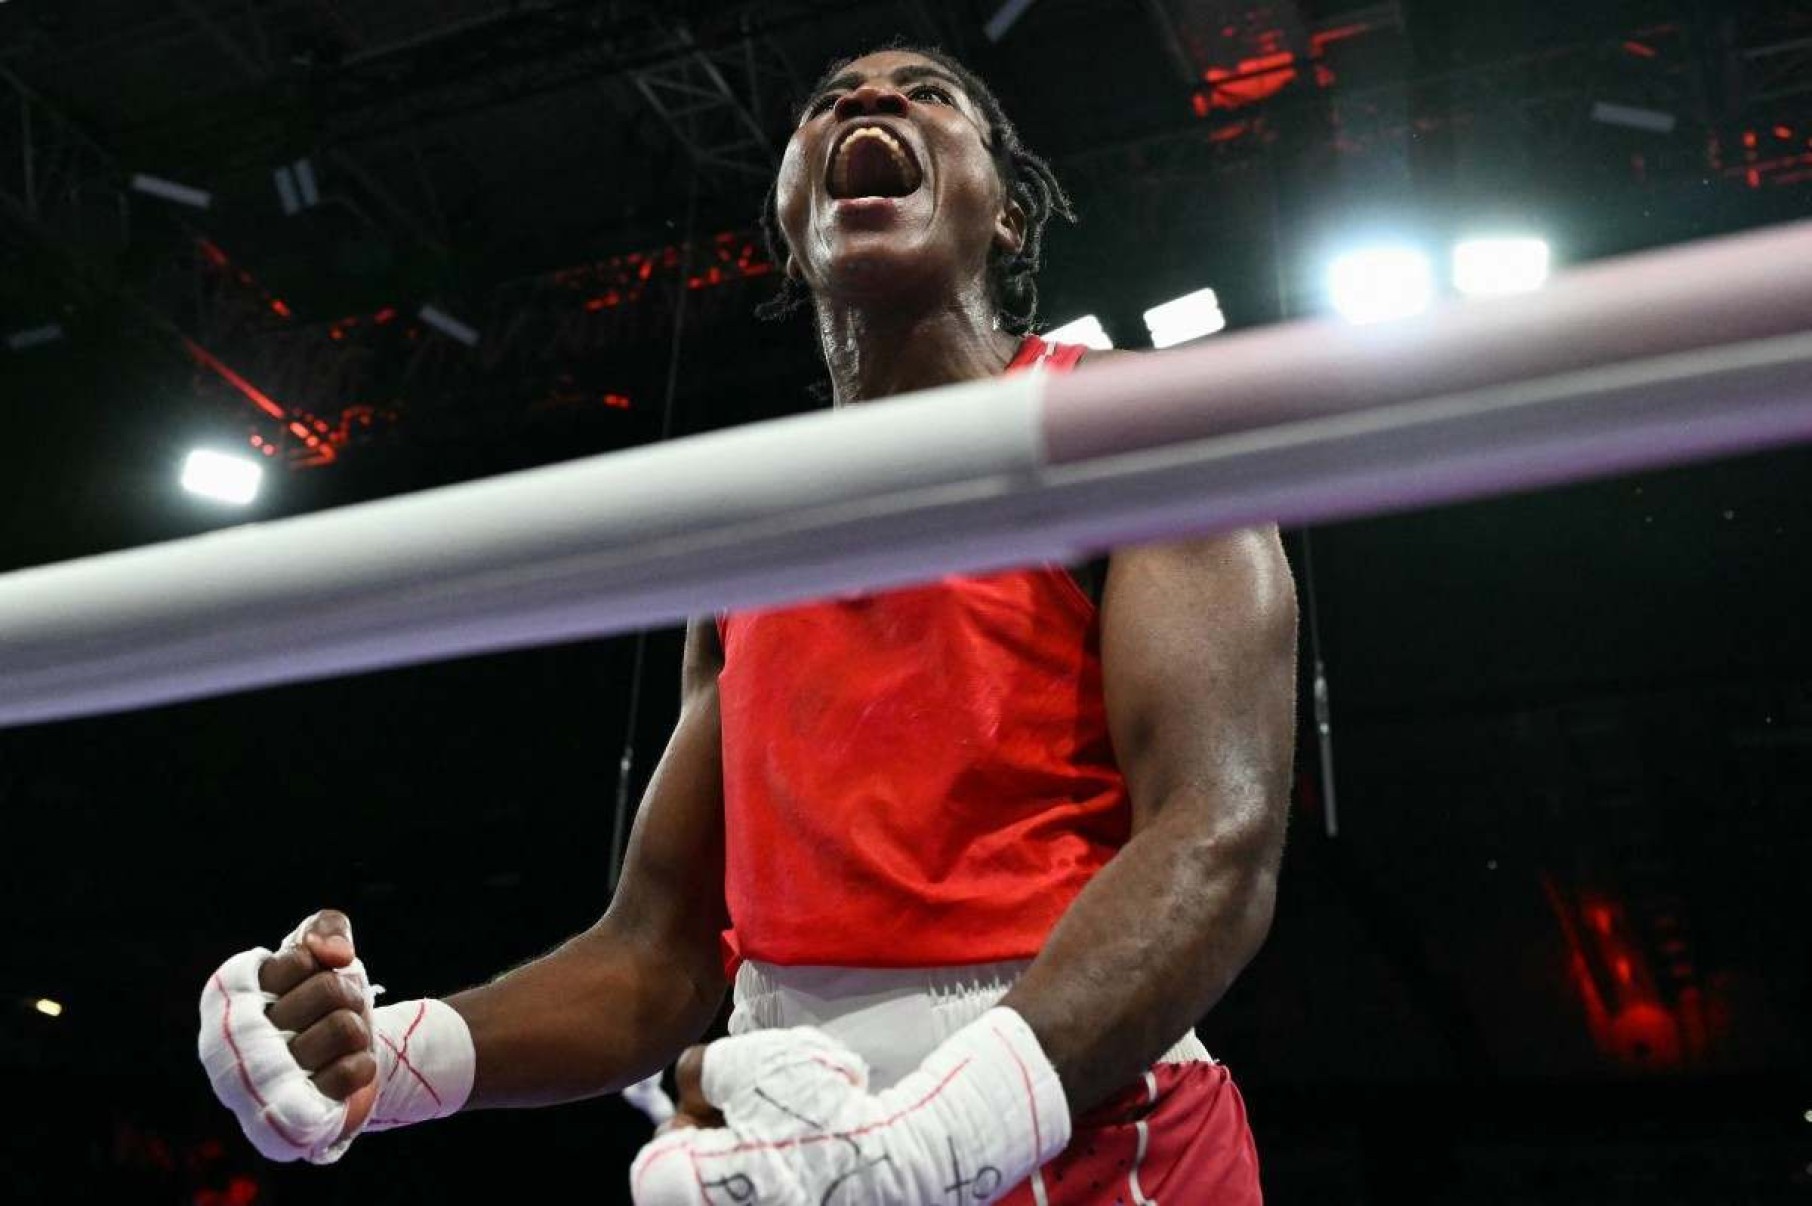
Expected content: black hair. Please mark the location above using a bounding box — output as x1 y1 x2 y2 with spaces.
755 43 1076 335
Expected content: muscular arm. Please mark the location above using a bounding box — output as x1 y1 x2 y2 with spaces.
1000 527 1299 1112
446 619 730 1108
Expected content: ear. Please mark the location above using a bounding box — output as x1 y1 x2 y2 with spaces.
992 198 1027 259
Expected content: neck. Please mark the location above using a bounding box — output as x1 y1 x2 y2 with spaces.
813 287 1023 407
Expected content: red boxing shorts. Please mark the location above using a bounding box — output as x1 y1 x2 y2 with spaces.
1006 1062 1263 1205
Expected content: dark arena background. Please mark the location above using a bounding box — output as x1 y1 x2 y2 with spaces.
2 0 1810 1202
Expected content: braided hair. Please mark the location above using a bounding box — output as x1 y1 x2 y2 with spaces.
756 44 1076 335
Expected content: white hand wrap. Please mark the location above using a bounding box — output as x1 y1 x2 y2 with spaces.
623 1072 678 1125
630 1007 1070 1205
197 915 476 1164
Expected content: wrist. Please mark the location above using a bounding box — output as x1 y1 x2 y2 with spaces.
363 998 476 1131
880 1005 1072 1193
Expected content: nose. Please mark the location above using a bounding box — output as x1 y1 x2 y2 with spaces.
833 83 909 121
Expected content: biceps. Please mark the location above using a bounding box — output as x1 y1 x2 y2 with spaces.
1100 528 1299 828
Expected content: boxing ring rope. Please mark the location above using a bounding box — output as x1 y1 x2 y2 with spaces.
2 220 1810 729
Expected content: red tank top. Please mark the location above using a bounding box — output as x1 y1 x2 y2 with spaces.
717 335 1128 969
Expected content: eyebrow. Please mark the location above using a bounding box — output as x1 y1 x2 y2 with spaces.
806 63 968 108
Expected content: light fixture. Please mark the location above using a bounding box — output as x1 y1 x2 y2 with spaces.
1454 237 1552 298
1043 314 1114 351
273 157 320 216
1591 102 1676 135
130 173 212 210
33 998 63 1018
418 304 480 348
1327 246 1436 324
1142 288 1227 348
181 449 264 505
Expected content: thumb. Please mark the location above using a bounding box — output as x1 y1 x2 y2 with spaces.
702 1028 869 1116
302 909 357 969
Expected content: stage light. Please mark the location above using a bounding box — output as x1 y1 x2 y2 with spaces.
130 173 212 210
274 157 320 215
1142 288 1227 348
1327 246 1435 324
1454 237 1551 298
1592 101 1676 135
1044 315 1114 350
33 998 63 1018
181 450 263 505
418 304 480 348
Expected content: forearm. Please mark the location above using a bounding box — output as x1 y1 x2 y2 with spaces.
447 917 725 1109
1001 796 1279 1113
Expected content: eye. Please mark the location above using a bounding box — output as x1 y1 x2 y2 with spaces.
909 83 954 106
802 92 840 120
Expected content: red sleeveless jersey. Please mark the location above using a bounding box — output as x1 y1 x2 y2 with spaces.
717 335 1129 969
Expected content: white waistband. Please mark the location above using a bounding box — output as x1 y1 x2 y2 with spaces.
730 958 1211 1092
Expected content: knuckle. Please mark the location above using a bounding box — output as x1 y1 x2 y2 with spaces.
256 950 309 993
325 1052 377 1099
329 1009 370 1053
322 972 364 1011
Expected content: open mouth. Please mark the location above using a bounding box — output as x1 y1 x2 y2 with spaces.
826 123 924 200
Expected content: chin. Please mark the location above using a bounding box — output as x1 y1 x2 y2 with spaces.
822 243 943 301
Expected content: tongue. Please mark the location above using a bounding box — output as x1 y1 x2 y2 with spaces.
839 138 920 199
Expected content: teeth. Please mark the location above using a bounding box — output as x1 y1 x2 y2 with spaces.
832 126 914 197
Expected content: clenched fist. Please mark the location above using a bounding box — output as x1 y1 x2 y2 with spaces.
198 910 475 1164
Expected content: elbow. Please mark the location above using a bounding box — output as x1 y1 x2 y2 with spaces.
1238 855 1281 962
1188 802 1287 963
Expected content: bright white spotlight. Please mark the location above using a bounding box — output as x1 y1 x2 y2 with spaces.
181 450 263 505
1142 288 1227 348
1454 237 1551 298
1044 314 1114 351
34 998 63 1018
1327 247 1436 324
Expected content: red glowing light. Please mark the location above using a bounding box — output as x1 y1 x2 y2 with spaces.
1608 1001 1681 1067
1775 125 1794 140
604 393 631 409
269 299 291 318
1590 905 1612 934
1744 131 1759 149
1747 168 1762 188
183 338 287 421
289 421 312 439
1622 40 1657 58
193 1173 262 1206
375 306 397 324
1202 52 1298 111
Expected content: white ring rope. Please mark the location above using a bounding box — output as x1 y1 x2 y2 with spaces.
1 221 1808 729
